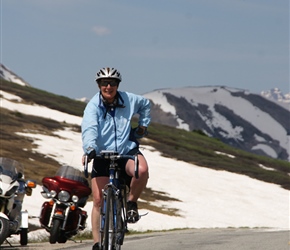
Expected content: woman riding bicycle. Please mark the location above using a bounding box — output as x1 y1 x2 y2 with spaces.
81 67 151 250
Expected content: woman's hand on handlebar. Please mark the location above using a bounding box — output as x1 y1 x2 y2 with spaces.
132 126 148 139
82 149 96 165
82 155 88 166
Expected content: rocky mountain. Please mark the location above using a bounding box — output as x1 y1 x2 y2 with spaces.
0 63 31 87
144 86 290 161
261 87 290 103
261 88 290 110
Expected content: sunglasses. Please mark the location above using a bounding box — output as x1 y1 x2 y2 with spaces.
99 81 119 87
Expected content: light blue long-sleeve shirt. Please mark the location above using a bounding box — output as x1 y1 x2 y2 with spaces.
81 91 151 155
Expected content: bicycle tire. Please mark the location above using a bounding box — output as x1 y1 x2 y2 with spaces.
116 185 127 248
115 197 123 248
102 186 114 250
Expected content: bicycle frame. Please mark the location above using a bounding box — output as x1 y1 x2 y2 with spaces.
85 150 138 250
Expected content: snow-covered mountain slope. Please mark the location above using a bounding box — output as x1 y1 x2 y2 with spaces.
1 89 289 236
144 86 290 161
261 88 290 103
0 63 30 86
261 87 290 110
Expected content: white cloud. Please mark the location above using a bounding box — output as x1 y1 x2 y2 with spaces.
92 25 111 36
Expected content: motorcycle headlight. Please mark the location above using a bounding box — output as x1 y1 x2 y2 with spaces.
58 190 70 202
50 190 57 198
72 195 79 203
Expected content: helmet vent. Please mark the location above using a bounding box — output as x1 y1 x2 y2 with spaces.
95 67 122 82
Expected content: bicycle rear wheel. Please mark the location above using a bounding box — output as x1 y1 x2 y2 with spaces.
115 185 127 249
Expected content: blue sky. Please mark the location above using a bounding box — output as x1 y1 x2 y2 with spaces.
1 0 289 99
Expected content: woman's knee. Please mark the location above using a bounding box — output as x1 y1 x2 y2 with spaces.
92 196 102 208
138 155 148 172
139 164 148 176
137 163 149 180
91 176 108 207
126 155 149 178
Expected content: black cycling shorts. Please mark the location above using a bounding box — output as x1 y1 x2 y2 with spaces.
91 148 142 184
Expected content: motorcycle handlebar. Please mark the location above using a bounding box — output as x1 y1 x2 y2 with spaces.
83 150 139 179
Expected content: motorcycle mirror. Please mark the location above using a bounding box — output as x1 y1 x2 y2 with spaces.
11 172 23 183
26 180 37 188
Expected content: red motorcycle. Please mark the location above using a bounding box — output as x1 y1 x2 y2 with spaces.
39 165 91 244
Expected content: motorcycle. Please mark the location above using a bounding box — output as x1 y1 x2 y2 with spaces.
0 157 36 246
39 165 91 244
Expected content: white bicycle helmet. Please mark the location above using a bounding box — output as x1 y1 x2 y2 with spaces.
95 67 122 83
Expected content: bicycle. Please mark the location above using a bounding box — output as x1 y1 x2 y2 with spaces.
84 150 139 250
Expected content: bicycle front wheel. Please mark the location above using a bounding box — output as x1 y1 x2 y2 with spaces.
101 186 114 250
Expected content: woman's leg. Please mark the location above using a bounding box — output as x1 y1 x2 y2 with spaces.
91 176 109 244
125 154 149 202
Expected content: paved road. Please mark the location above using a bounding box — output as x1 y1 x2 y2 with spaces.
1 229 289 250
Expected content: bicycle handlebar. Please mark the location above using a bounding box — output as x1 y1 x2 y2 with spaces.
84 155 89 178
83 150 139 179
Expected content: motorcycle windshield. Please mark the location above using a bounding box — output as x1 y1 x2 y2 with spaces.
55 165 88 185
0 157 24 179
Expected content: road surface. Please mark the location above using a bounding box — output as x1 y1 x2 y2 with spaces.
1 229 289 250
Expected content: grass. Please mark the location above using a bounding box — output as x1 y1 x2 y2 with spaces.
139 187 182 217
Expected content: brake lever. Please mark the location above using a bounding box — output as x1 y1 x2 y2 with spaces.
84 155 89 178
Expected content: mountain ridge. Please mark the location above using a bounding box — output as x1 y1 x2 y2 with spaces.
1 63 289 161
144 86 290 161
1 62 289 106
0 63 31 87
